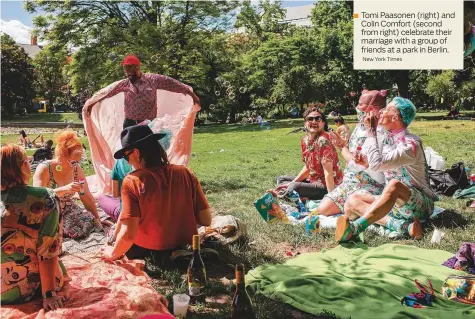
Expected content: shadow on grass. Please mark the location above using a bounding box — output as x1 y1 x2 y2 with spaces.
426 210 470 230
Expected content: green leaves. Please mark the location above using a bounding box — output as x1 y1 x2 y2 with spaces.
1 34 36 114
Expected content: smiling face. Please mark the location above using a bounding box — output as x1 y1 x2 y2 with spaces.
304 111 325 137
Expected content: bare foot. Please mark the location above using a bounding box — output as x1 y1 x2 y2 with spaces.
409 218 423 240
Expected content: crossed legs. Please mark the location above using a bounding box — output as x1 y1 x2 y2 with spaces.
336 179 422 242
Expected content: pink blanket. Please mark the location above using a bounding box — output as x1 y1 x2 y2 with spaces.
1 254 172 319
82 80 199 195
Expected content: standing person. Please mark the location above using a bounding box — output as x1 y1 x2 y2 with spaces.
336 97 437 242
1 144 66 310
97 125 212 267
316 90 387 216
85 55 200 129
33 130 103 239
276 106 343 200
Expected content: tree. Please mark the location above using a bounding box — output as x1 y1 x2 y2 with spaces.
425 70 457 106
32 44 70 109
1 33 36 115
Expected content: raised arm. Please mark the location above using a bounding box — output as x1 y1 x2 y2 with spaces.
365 134 418 171
85 79 129 115
148 74 200 104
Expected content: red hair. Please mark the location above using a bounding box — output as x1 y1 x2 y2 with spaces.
54 130 83 160
1 144 28 190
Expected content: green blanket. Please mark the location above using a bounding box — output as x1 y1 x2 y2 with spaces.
246 244 475 319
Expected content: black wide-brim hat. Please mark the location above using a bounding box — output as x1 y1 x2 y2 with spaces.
114 124 166 159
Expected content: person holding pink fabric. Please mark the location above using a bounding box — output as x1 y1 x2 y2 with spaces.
85 55 200 129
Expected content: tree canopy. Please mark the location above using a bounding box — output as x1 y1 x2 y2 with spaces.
22 0 474 121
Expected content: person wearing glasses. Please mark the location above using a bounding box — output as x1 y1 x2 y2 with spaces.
336 97 436 242
98 125 212 266
84 55 200 129
316 90 387 217
276 106 343 200
33 130 103 239
1 144 66 311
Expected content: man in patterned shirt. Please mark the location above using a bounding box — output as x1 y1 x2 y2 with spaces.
85 55 200 129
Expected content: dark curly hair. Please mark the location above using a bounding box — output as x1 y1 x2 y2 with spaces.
303 106 329 131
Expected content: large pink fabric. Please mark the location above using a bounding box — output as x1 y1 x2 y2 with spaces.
1 254 171 319
82 80 199 195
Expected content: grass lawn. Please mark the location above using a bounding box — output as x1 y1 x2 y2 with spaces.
2 112 83 123
1 115 474 318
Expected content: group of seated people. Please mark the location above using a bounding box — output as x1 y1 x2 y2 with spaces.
275 89 436 242
1 123 212 310
1 89 437 311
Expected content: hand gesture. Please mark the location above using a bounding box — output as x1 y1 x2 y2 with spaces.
66 182 82 193
43 295 66 311
364 111 378 134
354 152 369 168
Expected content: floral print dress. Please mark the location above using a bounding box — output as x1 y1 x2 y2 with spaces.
1 186 64 304
41 162 100 239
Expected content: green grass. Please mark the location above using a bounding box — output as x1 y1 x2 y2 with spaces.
1 112 82 123
1 117 474 318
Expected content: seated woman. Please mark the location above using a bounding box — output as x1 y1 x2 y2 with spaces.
98 125 212 267
98 124 172 223
334 116 350 144
276 106 343 200
316 90 387 216
33 130 103 239
336 97 437 242
1 144 66 311
19 131 44 149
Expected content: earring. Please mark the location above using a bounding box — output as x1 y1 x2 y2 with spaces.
56 164 62 172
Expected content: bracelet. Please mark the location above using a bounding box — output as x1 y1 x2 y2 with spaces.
42 290 56 299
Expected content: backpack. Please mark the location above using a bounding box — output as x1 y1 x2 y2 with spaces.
429 162 469 196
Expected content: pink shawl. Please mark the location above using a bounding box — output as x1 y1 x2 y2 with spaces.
82 80 199 195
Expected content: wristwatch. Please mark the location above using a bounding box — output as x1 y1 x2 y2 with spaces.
42 290 57 299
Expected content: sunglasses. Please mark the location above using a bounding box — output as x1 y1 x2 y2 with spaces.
306 116 323 122
123 150 134 162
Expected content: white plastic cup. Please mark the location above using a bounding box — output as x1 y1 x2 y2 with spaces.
431 228 445 244
173 294 190 317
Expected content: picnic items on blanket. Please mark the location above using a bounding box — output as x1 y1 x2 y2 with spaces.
443 242 475 274
429 162 470 196
245 244 475 319
198 215 247 247
400 278 436 308
305 211 320 235
288 190 308 212
254 192 289 223
1 253 172 319
442 275 475 305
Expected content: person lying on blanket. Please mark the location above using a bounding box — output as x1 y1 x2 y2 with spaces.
316 90 387 216
1 144 66 311
336 97 437 242
97 124 212 267
276 106 343 200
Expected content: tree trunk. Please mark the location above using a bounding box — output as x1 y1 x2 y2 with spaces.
228 105 237 123
394 70 410 98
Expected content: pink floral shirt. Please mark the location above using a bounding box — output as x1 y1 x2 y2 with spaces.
300 132 343 187
102 73 192 120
